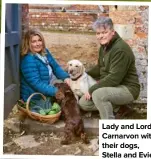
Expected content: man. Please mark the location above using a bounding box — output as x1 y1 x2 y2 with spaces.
79 16 140 119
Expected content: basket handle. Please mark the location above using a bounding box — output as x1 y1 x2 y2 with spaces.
26 92 46 117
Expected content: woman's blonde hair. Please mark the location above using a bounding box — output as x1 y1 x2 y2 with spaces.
21 29 46 56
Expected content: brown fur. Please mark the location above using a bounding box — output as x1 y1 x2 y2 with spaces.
55 83 89 145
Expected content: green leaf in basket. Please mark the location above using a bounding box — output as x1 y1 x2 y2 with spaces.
48 110 57 115
52 102 61 112
45 108 51 114
39 109 46 115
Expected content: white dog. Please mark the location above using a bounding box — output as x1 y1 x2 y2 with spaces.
67 59 97 100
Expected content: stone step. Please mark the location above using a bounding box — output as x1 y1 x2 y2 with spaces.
4 117 99 136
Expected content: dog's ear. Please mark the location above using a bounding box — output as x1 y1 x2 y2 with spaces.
80 64 85 74
64 62 70 72
55 89 65 100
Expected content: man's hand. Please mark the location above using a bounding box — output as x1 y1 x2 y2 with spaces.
84 92 91 100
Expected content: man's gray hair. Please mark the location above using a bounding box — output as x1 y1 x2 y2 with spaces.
92 17 114 31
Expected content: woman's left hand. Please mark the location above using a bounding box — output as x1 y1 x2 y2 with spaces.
64 78 70 86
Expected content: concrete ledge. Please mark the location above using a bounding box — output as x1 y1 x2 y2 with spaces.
4 117 99 136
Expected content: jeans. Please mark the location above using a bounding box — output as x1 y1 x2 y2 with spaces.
79 85 134 119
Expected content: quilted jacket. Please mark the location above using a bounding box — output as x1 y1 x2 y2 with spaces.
20 48 69 102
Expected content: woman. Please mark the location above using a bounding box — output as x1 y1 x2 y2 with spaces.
20 29 70 102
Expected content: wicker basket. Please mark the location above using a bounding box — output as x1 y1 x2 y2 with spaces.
17 92 61 124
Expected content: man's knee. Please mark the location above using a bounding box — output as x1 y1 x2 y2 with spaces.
79 96 96 111
78 96 89 110
79 96 86 107
92 88 107 101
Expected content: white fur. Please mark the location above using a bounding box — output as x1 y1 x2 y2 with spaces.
67 60 97 99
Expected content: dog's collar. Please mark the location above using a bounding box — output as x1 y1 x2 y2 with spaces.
71 74 82 81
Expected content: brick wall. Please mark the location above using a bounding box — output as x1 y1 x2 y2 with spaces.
109 5 148 103
22 4 29 35
28 4 108 32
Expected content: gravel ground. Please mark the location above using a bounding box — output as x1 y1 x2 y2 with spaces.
3 126 99 155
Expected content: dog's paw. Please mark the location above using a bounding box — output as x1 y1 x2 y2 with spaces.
85 112 92 118
81 133 90 144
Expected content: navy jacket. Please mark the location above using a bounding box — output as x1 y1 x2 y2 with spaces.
20 48 69 101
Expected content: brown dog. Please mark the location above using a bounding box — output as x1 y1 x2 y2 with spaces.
54 82 89 145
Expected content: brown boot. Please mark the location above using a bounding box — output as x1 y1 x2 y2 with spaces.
115 105 133 119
